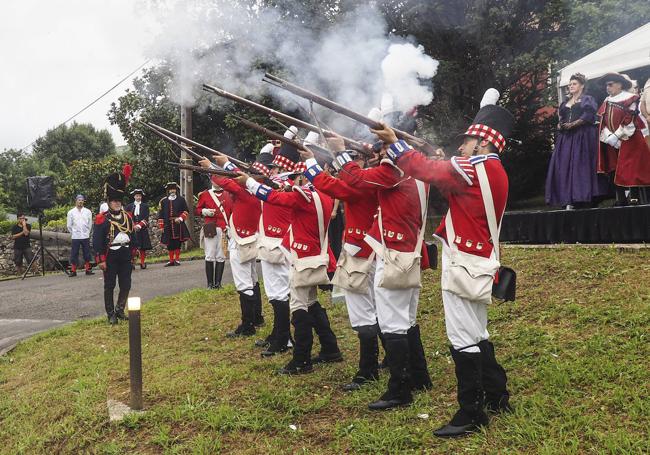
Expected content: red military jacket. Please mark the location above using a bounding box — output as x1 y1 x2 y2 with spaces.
211 169 261 238
597 91 650 186
195 188 229 229
246 178 334 260
304 157 378 259
396 148 508 259
337 155 429 259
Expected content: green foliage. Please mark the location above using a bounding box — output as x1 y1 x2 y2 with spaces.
32 122 116 163
41 205 69 224
0 220 15 235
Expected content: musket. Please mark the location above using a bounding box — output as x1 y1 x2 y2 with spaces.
167 162 281 189
139 121 207 162
232 115 335 163
201 83 370 155
144 121 252 170
262 72 437 154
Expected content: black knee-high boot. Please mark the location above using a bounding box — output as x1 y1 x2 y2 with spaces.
309 302 343 363
213 261 225 289
226 291 256 337
104 288 116 324
478 339 511 413
433 347 488 438
262 299 291 357
408 324 432 391
205 261 214 289
115 288 129 320
368 333 412 410
343 324 379 391
278 309 314 375
252 282 264 326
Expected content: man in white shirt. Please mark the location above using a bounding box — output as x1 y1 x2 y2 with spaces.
67 194 94 277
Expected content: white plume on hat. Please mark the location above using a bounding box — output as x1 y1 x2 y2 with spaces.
259 143 274 154
283 126 298 139
480 88 500 108
367 107 382 122
303 131 320 146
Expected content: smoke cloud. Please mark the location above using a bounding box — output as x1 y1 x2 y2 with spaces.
144 0 439 135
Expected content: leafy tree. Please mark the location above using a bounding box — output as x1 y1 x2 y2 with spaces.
32 122 116 163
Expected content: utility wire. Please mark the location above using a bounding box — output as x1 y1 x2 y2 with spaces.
19 59 151 153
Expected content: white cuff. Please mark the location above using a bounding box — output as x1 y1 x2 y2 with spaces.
246 177 261 194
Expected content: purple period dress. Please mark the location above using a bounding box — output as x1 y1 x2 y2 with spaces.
545 95 609 206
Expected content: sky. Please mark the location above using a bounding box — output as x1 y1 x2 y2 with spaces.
0 0 157 151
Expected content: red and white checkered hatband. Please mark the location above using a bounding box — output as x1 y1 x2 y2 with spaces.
251 162 270 178
464 124 506 152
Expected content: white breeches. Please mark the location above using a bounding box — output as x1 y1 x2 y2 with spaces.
289 284 318 314
228 237 258 295
345 261 377 328
441 243 489 353
204 228 226 262
374 257 420 334
260 258 290 301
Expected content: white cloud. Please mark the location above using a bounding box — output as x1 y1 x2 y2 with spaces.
0 0 156 150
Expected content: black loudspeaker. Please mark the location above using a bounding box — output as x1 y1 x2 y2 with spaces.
26 176 55 210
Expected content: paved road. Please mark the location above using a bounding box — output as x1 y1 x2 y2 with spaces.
0 259 234 355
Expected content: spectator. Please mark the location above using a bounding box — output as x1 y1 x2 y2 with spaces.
11 212 33 275
66 194 94 276
546 73 608 209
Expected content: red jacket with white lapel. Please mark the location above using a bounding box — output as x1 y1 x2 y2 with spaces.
211 174 261 238
247 179 333 260
195 189 229 229
304 158 378 259
396 150 508 259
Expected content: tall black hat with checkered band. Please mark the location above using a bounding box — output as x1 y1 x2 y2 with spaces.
104 164 132 201
463 89 515 153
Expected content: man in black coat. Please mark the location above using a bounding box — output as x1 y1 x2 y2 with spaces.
157 182 191 266
126 189 152 269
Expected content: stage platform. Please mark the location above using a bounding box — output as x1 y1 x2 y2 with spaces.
501 205 650 244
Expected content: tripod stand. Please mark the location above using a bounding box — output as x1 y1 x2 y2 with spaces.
22 212 69 280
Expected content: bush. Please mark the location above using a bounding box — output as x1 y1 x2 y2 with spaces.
44 219 67 231
0 220 14 235
42 205 69 224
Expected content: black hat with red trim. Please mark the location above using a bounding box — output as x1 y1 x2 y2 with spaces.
104 164 131 201
462 89 514 153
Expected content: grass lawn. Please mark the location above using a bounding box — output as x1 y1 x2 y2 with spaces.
0 247 649 454
146 248 205 264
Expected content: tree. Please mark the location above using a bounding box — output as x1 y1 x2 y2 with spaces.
32 122 116 164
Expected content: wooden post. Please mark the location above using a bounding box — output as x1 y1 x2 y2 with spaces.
180 106 196 247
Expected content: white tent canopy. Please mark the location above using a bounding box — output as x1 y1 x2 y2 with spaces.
557 22 650 88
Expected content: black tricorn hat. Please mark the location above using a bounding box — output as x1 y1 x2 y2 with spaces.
130 188 145 196
165 181 180 190
600 72 633 90
463 105 515 153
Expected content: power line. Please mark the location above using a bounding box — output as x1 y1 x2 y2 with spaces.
19 59 151 153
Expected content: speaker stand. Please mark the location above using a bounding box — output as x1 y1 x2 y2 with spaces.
21 212 70 280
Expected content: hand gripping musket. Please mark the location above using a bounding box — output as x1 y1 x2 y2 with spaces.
262 72 438 155
232 115 336 163
142 121 252 170
201 83 370 156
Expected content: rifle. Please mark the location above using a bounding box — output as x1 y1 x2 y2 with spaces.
262 72 438 155
201 83 370 155
167 162 281 189
143 121 252 170
232 115 335 163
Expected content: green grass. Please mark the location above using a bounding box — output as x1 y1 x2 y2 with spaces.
1 247 649 454
146 247 205 263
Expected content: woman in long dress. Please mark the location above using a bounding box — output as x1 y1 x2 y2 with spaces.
546 73 608 208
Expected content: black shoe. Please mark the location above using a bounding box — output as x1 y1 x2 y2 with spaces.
164 261 175 267
108 314 117 325
261 342 289 357
140 263 147 269
254 316 265 327
115 311 128 321
433 418 485 438
312 351 344 364
174 261 181 266
277 359 313 375
69 271 77 277
343 371 379 392
368 333 412 410
226 324 255 338
255 338 271 348
85 269 95 275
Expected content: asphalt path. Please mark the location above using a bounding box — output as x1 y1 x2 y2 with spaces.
0 259 234 355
